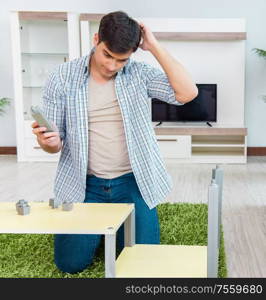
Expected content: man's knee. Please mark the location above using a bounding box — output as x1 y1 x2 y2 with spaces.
53 233 101 274
55 256 94 274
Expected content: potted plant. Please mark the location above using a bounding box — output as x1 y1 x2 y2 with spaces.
253 48 266 102
253 48 266 59
0 97 10 116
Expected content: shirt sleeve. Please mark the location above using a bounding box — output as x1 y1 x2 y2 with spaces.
141 62 184 106
42 65 66 141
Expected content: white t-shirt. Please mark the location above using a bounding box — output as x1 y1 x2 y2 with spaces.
87 75 132 179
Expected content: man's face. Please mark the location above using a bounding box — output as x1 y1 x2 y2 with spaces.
92 34 133 79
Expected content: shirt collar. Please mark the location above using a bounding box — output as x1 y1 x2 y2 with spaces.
84 47 96 75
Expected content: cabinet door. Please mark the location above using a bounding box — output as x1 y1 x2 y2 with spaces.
156 135 191 158
11 11 80 161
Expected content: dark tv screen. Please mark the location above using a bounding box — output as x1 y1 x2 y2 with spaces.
152 84 217 122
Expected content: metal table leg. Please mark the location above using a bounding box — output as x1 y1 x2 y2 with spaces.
105 207 135 278
124 208 135 247
105 230 116 278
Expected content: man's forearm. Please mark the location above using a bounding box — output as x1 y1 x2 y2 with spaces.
150 42 198 103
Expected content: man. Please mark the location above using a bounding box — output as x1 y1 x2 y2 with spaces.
32 11 198 274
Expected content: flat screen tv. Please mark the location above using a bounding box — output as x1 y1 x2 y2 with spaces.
152 84 217 123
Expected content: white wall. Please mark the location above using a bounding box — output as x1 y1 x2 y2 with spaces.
0 0 266 146
133 19 246 127
88 18 245 127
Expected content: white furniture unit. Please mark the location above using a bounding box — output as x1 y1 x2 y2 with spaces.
11 13 247 163
155 127 247 163
10 11 80 162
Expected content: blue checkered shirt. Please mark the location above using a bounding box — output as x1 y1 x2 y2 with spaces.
42 48 183 209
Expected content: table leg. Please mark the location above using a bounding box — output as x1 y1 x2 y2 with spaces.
124 208 135 247
105 232 116 278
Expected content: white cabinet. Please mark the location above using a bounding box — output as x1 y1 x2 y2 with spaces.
10 11 80 162
156 135 191 158
155 127 247 164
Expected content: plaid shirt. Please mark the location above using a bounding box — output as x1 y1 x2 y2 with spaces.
42 48 183 209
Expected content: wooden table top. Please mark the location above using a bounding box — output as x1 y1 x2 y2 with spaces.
0 202 134 234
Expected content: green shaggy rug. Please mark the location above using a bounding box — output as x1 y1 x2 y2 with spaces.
0 203 227 278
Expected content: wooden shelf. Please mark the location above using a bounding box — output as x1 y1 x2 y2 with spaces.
80 13 104 21
154 32 246 41
192 147 245 156
192 135 245 145
116 244 207 278
22 52 68 56
154 127 247 136
19 11 67 20
192 144 245 147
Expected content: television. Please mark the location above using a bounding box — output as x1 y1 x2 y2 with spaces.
152 84 217 123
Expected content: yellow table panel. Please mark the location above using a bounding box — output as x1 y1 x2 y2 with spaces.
116 244 207 278
0 202 134 235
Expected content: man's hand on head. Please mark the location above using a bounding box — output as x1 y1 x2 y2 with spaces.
138 22 160 52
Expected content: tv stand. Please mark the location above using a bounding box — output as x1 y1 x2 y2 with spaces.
154 126 247 164
155 121 162 126
206 122 212 127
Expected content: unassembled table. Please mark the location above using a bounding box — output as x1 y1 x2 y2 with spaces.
0 202 135 278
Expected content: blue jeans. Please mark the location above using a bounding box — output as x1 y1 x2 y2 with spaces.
54 172 160 274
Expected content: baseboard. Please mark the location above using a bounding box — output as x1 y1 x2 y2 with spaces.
247 147 266 156
1 147 266 156
0 147 17 155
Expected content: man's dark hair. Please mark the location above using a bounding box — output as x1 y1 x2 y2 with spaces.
98 11 141 54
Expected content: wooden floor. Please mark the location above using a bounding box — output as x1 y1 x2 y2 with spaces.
0 155 265 277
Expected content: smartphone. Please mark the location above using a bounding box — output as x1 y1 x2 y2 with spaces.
30 105 56 132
